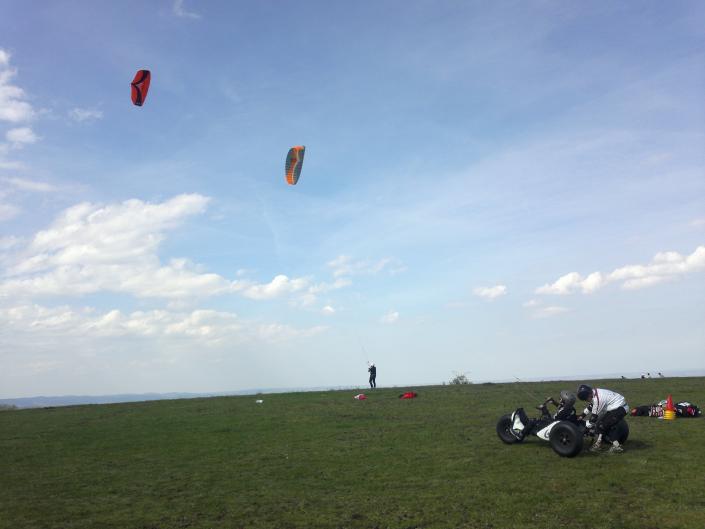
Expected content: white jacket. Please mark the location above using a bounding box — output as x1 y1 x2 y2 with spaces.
588 388 628 416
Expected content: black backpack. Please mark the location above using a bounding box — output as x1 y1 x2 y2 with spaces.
675 402 701 418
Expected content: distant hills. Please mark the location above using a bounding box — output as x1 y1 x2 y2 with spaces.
0 392 234 409
2 369 703 409
0 386 363 409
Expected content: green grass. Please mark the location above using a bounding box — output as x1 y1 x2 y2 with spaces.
1 377 704 529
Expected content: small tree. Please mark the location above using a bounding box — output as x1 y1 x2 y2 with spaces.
449 372 472 385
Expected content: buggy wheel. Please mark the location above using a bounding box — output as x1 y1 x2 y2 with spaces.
549 421 583 457
497 414 521 444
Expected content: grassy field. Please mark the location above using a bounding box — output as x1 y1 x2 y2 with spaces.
1 377 704 529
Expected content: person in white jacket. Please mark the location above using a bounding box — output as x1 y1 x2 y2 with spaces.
577 384 629 453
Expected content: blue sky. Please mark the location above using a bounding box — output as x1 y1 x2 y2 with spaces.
1 1 703 398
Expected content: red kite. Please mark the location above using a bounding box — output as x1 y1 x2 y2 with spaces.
131 69 151 106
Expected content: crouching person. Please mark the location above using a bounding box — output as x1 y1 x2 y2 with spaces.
577 384 628 454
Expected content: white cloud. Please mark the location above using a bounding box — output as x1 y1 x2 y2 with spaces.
0 202 20 221
380 310 399 324
0 303 326 346
532 306 570 319
12 194 209 271
536 245 705 295
321 305 336 315
691 218 705 228
608 246 705 289
5 126 37 146
238 274 309 300
0 194 226 299
536 271 606 295
69 107 103 122
255 322 327 342
23 359 62 374
0 160 25 170
328 255 404 278
0 50 35 123
473 284 507 300
172 0 201 19
537 272 584 295
581 272 606 293
0 235 20 251
308 277 352 294
0 194 341 306
1 258 230 299
2 176 55 192
235 275 350 307
610 247 705 290
0 51 37 171
523 299 567 319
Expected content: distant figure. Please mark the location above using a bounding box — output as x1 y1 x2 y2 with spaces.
640 373 646 379
620 376 627 380
658 372 665 378
368 362 377 389
647 373 652 378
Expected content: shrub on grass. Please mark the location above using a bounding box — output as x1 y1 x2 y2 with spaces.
449 373 472 385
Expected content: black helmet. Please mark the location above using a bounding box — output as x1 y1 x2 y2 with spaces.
559 390 576 408
577 384 592 401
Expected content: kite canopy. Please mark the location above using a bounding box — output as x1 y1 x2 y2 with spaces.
131 69 151 106
285 146 305 185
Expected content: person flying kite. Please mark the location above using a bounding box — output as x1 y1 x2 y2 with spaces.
368 362 377 389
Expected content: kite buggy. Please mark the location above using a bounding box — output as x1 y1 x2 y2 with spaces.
496 391 629 457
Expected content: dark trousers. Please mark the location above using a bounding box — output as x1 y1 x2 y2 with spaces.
596 407 626 436
369 375 376 388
